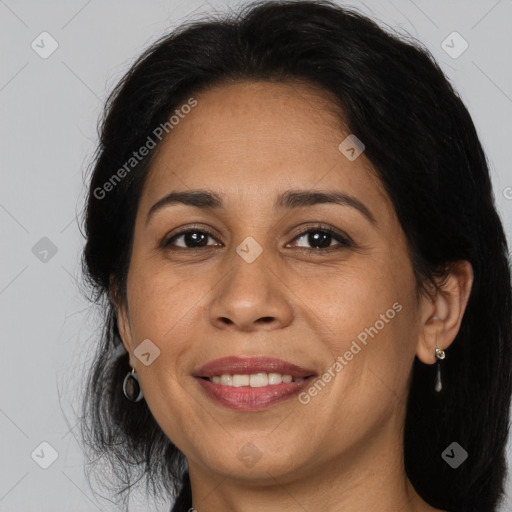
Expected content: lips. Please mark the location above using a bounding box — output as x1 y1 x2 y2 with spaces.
193 356 317 379
192 356 318 411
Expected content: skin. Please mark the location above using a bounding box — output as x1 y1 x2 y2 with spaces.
114 80 473 512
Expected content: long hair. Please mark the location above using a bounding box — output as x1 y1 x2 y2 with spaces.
80 2 512 511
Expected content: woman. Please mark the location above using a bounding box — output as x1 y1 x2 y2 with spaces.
79 1 512 511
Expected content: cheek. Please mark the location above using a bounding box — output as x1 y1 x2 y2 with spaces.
305 250 417 398
126 260 205 346
124 265 204 441
297 257 410 347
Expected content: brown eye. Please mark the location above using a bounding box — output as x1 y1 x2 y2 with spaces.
164 229 220 249
290 227 352 251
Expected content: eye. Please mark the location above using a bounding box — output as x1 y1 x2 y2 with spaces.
161 224 353 252
288 226 353 251
162 228 221 249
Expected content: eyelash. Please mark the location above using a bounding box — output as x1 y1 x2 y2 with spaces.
161 224 353 253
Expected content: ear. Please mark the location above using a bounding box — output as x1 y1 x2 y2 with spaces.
416 260 474 364
109 276 136 367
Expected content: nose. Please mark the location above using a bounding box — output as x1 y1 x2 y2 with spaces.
208 248 294 332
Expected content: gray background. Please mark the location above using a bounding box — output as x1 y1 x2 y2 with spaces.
1 0 511 510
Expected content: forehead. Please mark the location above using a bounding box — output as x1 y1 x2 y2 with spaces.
140 80 388 213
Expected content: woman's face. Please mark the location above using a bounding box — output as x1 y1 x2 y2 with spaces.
116 80 428 483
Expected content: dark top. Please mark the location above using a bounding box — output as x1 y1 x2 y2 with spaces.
170 471 192 512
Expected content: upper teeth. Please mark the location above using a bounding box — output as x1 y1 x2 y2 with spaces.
209 373 303 387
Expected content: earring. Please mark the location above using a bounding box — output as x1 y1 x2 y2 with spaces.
123 368 144 402
434 347 445 392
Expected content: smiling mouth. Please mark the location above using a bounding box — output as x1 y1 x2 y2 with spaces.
195 373 317 411
192 355 318 410
199 372 314 387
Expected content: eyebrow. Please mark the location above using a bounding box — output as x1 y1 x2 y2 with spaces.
145 189 376 226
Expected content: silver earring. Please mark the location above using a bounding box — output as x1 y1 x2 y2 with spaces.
434 347 445 392
123 368 144 402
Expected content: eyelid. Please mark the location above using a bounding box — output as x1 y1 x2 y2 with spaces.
286 223 353 249
162 222 353 251
161 223 223 249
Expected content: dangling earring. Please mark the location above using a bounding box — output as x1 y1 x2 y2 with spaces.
434 347 445 392
123 368 144 402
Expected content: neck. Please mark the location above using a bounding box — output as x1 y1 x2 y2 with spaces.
186 413 443 512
